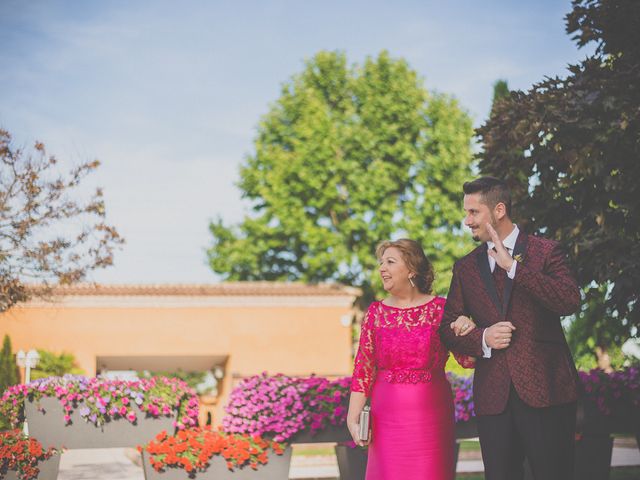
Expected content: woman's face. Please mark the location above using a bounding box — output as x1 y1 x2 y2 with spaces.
378 246 412 293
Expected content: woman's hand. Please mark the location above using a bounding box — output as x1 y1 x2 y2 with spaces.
347 391 370 447
347 414 370 447
451 315 476 337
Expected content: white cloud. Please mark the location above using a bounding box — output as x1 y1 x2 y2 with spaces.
0 0 593 283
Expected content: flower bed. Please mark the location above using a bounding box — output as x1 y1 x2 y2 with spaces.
223 372 480 443
222 373 350 442
578 366 640 435
579 367 640 416
0 429 59 480
445 368 640 437
447 373 474 423
0 375 200 449
139 428 290 480
0 375 199 430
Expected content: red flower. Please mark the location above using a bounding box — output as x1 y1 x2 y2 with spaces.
140 428 285 473
0 430 57 480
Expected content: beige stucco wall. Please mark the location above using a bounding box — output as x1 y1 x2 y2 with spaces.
1 289 356 423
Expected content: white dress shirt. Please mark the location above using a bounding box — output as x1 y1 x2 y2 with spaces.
482 225 519 358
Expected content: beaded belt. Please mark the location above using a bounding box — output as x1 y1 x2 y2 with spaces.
380 368 432 384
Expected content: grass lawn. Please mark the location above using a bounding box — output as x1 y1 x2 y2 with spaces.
610 467 640 479
459 439 481 451
292 444 336 456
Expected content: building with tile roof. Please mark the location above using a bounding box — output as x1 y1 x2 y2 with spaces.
2 282 360 423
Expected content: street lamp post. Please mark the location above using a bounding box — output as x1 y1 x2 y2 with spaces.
16 349 39 434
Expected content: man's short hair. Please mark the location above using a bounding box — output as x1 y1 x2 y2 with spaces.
463 176 512 217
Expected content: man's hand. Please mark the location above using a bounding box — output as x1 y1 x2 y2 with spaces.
486 223 514 271
485 321 516 349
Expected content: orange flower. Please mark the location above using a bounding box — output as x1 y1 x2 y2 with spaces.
140 428 281 473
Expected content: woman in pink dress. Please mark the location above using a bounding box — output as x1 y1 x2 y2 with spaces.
348 239 475 480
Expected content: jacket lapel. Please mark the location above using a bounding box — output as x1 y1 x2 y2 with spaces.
500 232 528 316
476 245 502 315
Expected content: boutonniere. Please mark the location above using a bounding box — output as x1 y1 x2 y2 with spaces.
513 253 524 263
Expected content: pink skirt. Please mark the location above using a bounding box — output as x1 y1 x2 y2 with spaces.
366 371 456 480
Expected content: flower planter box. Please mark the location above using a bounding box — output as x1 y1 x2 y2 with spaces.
25 397 176 449
520 434 613 480
454 418 478 439
290 423 351 443
335 444 367 480
577 399 640 436
141 447 292 480
573 434 614 480
2 453 61 480
222 373 351 444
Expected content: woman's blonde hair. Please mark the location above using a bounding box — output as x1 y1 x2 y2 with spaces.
375 239 435 294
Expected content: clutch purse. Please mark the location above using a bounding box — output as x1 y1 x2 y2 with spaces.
358 405 371 442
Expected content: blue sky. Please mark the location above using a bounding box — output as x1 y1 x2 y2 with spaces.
0 1 594 284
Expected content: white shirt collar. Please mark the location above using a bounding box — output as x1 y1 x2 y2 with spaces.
487 224 519 252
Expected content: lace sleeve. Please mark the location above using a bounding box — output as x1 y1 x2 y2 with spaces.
351 304 377 397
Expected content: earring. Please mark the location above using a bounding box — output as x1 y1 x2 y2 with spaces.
409 277 416 288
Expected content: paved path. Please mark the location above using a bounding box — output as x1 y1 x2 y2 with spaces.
58 449 142 480
57 445 640 480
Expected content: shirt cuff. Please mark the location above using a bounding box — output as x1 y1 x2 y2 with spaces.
507 258 518 279
482 328 492 358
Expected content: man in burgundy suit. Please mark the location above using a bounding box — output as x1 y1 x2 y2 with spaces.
440 176 581 480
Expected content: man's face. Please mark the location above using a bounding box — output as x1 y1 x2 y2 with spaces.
463 193 495 242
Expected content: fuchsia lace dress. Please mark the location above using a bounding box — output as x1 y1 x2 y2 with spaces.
351 297 473 480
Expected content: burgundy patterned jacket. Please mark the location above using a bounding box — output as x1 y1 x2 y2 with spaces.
439 232 581 415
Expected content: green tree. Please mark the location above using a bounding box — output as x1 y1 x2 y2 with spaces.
566 283 629 371
476 0 640 365
0 335 19 394
208 51 474 305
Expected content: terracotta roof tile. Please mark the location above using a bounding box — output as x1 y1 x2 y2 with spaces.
28 282 361 297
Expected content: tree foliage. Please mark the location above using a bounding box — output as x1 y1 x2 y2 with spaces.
490 79 510 116
565 282 630 371
31 349 85 380
477 0 640 347
208 51 474 304
0 335 18 429
0 129 124 311
0 335 18 394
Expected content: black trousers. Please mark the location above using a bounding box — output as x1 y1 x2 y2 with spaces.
477 384 577 480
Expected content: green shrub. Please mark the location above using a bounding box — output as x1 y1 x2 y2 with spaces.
0 335 19 394
0 335 20 430
445 353 473 378
31 349 84 380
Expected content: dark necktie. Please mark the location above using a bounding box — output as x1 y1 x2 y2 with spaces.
491 247 511 303
493 262 507 303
